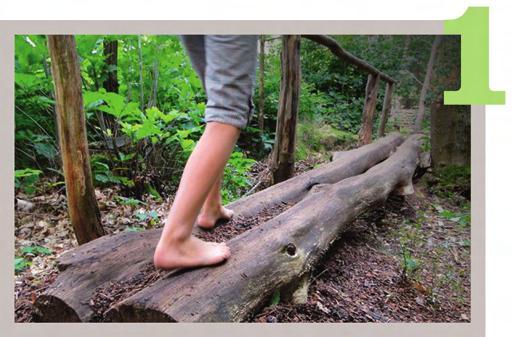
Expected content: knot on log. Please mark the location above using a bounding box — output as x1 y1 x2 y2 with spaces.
284 243 297 257
309 183 330 194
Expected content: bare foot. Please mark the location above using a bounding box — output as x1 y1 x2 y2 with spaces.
197 206 234 229
153 236 231 269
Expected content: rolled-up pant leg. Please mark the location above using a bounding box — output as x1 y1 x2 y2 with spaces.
180 35 258 129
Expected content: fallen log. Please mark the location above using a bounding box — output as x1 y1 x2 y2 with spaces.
231 132 403 217
34 133 403 322
106 134 421 322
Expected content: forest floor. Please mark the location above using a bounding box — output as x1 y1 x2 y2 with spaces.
14 153 470 323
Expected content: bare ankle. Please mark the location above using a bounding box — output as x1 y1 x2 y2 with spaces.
201 202 222 214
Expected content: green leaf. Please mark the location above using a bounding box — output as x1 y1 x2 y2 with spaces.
125 226 144 232
146 184 162 201
269 289 280 306
34 142 57 159
134 118 161 140
135 210 148 221
15 257 31 273
115 196 146 206
21 245 52 256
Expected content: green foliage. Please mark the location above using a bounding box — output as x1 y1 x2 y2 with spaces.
15 257 31 274
115 196 146 206
15 34 443 209
400 243 419 279
15 168 42 195
20 245 52 256
431 165 471 200
15 244 53 274
84 88 203 196
398 219 423 282
435 205 470 228
125 226 145 232
134 209 158 222
269 289 281 306
296 121 357 161
222 151 256 203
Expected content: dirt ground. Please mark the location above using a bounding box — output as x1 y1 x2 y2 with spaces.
14 159 470 323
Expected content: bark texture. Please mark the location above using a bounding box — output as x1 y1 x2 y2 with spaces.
258 35 266 131
414 35 441 131
378 82 394 137
358 74 380 145
34 134 404 322
271 35 301 184
430 100 470 168
102 39 119 93
106 135 421 322
47 35 104 245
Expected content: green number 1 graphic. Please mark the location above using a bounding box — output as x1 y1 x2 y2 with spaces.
444 7 506 105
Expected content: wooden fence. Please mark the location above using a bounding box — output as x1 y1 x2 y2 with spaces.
271 35 397 184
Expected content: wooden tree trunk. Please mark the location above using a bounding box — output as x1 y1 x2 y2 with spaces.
414 35 441 132
101 39 120 144
47 35 104 245
34 133 403 322
148 57 159 108
258 35 266 131
105 135 421 322
378 82 394 137
271 35 301 184
102 39 119 93
430 99 470 168
358 73 380 145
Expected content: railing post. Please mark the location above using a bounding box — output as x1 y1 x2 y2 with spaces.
358 73 380 145
271 35 301 185
378 82 394 137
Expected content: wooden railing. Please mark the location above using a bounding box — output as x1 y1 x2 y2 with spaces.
271 35 397 184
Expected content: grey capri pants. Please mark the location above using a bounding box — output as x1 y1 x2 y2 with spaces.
180 35 259 129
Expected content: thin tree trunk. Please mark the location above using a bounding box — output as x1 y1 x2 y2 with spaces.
400 36 411 66
358 73 380 145
258 35 266 131
271 35 301 184
148 56 159 108
414 35 441 132
47 35 105 245
102 39 119 93
102 38 120 144
137 35 145 111
377 82 394 137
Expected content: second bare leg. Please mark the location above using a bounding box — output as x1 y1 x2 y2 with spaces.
197 173 234 229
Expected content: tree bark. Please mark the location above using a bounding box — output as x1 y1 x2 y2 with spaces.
378 82 394 137
106 135 421 322
271 35 301 184
102 39 119 93
430 99 470 168
358 74 380 145
258 35 266 131
101 38 120 143
34 133 403 322
414 35 441 132
47 35 104 245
